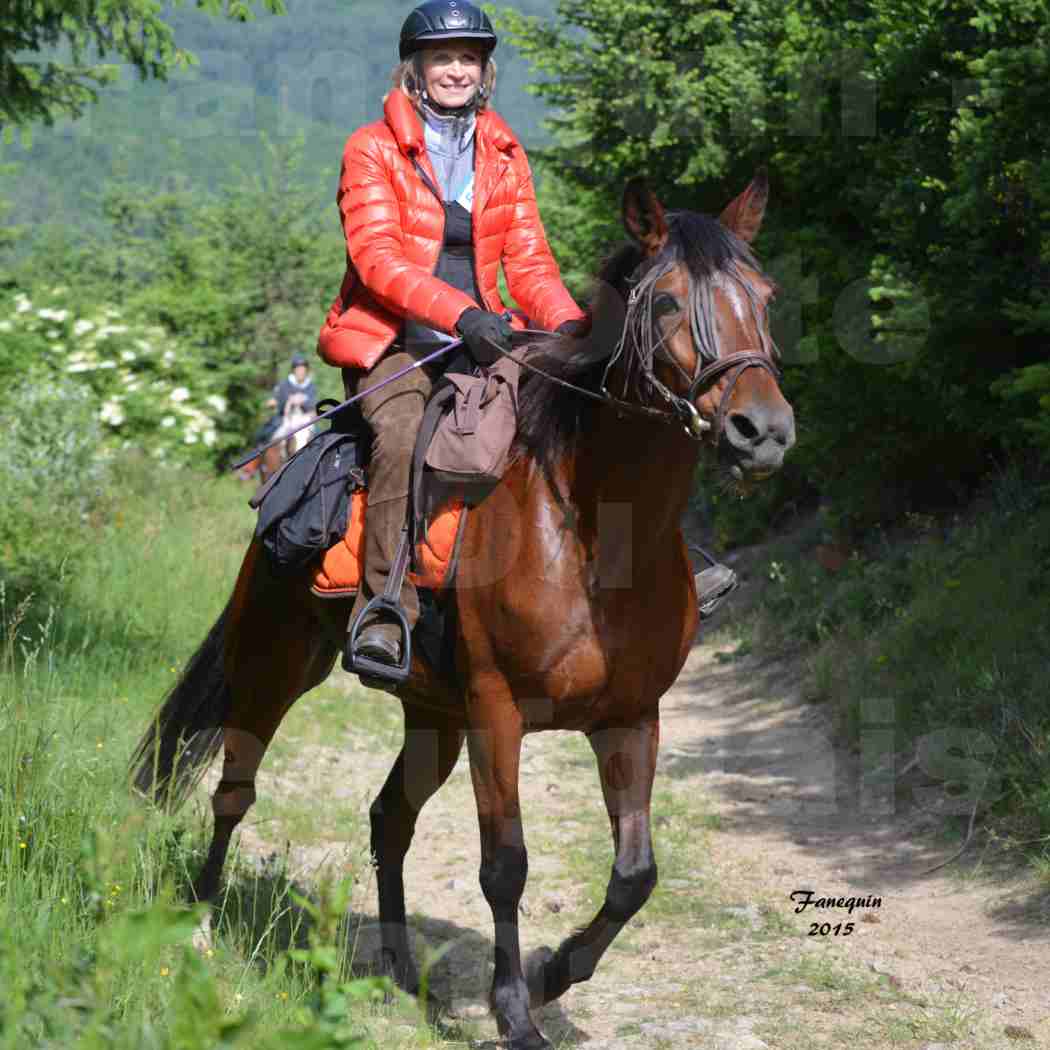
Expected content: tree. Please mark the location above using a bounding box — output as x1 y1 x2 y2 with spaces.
0 0 285 130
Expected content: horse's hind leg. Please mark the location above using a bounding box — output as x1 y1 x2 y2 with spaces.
193 570 338 908
526 716 659 1008
371 703 464 994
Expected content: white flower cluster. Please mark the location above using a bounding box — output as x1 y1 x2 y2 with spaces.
1 289 232 458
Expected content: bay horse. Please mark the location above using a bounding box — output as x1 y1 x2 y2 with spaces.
130 174 795 1050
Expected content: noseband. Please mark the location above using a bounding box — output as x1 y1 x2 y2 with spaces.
658 350 781 441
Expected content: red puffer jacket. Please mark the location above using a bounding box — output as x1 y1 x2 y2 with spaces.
317 89 586 370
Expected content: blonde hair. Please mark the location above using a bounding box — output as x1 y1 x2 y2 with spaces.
389 53 497 112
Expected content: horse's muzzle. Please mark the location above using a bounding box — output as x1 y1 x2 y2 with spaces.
722 400 796 475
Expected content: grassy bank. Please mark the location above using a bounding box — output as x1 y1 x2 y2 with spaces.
0 464 417 1048
720 466 1050 863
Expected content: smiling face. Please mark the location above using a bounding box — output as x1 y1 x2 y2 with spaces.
419 40 484 108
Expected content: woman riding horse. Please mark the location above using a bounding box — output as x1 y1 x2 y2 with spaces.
318 0 733 679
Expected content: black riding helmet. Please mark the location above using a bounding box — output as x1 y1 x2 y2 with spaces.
399 0 498 60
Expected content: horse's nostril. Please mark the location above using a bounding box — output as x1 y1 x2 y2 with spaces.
728 412 760 442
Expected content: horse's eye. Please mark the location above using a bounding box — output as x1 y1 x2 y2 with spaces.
653 292 680 319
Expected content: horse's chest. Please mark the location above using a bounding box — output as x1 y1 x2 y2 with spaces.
507 587 691 730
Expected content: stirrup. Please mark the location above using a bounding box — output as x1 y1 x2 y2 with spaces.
345 526 413 686
690 545 739 621
346 596 412 685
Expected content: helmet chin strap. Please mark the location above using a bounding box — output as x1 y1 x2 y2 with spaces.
420 88 482 117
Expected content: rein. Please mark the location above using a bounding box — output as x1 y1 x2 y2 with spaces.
484 329 780 443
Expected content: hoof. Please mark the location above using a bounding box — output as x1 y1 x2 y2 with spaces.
506 1033 554 1050
474 1036 552 1050
524 946 555 1008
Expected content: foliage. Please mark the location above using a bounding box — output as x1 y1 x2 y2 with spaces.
496 0 1050 539
0 0 285 130
744 472 1050 849
0 372 110 587
0 137 345 477
0 469 400 1047
0 288 233 464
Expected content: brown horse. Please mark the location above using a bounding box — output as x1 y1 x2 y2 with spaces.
130 174 795 1050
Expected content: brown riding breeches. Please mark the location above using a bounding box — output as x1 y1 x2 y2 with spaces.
343 350 437 636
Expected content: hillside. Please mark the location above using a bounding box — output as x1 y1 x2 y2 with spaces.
3 0 561 232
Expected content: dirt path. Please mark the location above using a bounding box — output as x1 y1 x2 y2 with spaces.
218 628 1050 1049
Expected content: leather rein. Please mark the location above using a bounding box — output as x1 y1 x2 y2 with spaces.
481 330 780 444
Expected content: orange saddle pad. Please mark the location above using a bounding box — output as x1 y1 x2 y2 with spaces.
311 490 464 597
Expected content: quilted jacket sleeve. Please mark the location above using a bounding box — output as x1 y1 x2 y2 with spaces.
501 152 587 332
338 129 478 334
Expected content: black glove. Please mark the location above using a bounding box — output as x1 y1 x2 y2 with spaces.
456 308 515 365
556 318 591 338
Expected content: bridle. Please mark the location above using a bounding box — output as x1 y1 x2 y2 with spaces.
482 260 781 443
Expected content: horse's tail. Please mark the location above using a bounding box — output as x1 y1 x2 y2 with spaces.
128 605 233 810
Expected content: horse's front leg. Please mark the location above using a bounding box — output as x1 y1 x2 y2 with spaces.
370 704 464 995
527 716 659 1007
467 696 549 1050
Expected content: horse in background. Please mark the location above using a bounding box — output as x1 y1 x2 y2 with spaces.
237 393 316 483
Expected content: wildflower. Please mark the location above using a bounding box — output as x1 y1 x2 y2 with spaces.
203 429 217 447
120 350 136 362
19 842 26 849
73 319 95 336
67 362 97 373
14 295 32 314
184 430 199 444
38 308 69 322
205 394 227 414
100 401 125 426
160 415 176 428
96 740 104 749
205 948 214 958
170 387 190 403
99 360 117 369
162 350 176 365
46 329 60 339
160 967 170 977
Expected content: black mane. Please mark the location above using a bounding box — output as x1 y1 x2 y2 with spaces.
513 212 764 470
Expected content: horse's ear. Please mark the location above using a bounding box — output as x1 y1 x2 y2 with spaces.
622 178 669 257
718 168 769 244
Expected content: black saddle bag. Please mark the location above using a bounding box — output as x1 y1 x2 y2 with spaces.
250 405 370 575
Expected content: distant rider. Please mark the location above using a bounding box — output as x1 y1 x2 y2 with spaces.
255 352 318 445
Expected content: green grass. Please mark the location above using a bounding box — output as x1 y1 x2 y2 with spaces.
0 462 446 1048
740 473 1050 863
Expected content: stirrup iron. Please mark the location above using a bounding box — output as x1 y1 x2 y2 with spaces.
346 526 413 685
